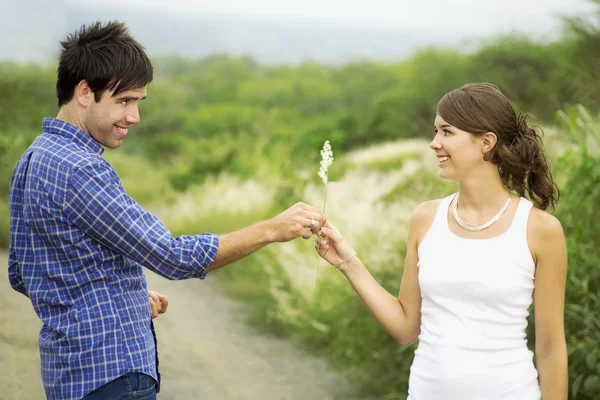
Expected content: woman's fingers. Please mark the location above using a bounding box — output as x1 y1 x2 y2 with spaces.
321 225 343 243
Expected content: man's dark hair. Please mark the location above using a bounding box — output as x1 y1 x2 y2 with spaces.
56 20 153 107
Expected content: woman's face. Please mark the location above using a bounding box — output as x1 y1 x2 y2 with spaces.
430 115 487 181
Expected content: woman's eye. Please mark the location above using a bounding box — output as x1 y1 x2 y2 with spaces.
443 129 451 136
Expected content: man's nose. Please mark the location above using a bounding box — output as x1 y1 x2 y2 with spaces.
126 106 140 124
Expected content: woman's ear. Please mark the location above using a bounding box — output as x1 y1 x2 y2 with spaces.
481 131 498 153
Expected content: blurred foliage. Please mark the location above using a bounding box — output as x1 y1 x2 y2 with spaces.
0 132 38 248
215 105 600 400
1 4 600 399
1 8 599 191
552 105 600 400
561 0 600 109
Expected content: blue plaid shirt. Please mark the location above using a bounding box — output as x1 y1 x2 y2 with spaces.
8 118 219 400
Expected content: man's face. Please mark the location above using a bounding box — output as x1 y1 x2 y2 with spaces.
85 86 147 149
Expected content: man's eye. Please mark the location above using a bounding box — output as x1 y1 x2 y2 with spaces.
121 100 128 105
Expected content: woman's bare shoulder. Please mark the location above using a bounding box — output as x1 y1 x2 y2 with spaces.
412 199 442 222
527 207 566 262
528 207 564 239
409 198 444 240
527 207 568 276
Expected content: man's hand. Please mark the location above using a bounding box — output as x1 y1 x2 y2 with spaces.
205 202 326 273
148 290 168 319
267 202 326 242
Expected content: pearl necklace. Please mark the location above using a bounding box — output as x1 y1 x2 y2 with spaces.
452 193 512 232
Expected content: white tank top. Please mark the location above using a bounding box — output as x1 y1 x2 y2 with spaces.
408 193 541 400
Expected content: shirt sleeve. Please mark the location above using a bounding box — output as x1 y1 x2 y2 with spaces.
63 161 219 280
8 245 28 297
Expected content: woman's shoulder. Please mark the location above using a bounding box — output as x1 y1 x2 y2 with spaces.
528 206 564 239
527 206 566 258
409 197 448 240
526 205 567 272
411 199 442 222
411 193 455 223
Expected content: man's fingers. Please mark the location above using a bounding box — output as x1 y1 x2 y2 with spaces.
148 291 162 312
305 212 326 234
300 225 313 239
149 297 158 319
149 290 169 316
298 202 321 214
158 295 168 314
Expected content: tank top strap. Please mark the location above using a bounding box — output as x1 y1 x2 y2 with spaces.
418 193 457 253
505 197 534 241
431 192 457 232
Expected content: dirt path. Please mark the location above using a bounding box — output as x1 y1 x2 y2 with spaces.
1 253 370 399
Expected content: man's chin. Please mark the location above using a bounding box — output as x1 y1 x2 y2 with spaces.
104 140 123 150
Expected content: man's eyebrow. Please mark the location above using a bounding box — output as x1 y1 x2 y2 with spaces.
115 95 147 101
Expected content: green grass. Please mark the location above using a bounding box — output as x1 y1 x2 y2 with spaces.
0 201 9 249
168 210 271 237
105 151 177 206
358 151 422 173
3 112 598 399
382 166 457 204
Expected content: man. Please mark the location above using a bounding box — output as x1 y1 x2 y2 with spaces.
8 20 324 400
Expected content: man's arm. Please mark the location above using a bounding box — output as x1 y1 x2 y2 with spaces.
64 162 323 279
206 203 321 272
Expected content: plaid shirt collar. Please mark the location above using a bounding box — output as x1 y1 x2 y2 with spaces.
42 117 104 155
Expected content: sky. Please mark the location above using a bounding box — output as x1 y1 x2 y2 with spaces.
3 0 596 64
66 0 595 36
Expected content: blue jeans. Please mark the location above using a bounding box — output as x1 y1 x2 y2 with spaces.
82 373 157 399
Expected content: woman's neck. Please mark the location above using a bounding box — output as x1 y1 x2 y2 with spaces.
457 173 511 214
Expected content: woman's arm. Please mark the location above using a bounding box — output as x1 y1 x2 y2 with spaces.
529 209 569 400
318 201 438 345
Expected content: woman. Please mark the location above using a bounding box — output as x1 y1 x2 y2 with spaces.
316 83 568 399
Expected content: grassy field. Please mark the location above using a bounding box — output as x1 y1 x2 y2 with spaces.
3 119 598 398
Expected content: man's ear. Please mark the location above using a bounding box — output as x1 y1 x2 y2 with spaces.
74 80 94 107
481 131 498 154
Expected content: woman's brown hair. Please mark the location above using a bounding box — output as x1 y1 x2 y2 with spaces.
437 82 559 210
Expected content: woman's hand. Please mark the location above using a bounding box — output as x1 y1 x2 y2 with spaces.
316 221 356 269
